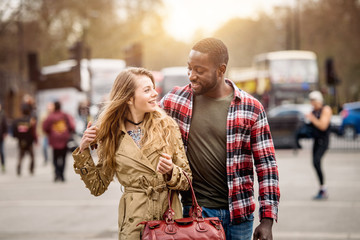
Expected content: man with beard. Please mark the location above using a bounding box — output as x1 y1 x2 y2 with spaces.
160 38 280 240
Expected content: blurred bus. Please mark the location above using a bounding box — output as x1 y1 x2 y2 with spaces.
38 58 126 124
230 50 319 110
159 67 189 98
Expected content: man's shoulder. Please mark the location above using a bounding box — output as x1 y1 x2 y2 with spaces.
161 85 192 106
234 87 263 109
167 84 191 97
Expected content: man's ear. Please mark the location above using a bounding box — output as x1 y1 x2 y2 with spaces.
218 64 227 77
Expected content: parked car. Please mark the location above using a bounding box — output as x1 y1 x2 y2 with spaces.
267 104 312 149
339 101 360 139
150 71 164 101
267 103 343 148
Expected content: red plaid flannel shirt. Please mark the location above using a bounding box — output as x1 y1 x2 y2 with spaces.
160 79 280 224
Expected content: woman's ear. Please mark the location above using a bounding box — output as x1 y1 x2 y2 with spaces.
127 97 134 105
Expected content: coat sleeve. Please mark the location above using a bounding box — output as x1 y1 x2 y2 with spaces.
72 147 115 196
166 126 192 191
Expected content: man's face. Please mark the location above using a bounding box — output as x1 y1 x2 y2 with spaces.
187 50 219 96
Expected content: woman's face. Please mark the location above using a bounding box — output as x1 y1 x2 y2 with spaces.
128 75 158 116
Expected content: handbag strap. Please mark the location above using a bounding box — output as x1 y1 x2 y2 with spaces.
165 170 203 222
182 171 203 219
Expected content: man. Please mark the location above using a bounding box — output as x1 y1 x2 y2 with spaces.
160 38 280 240
12 104 37 176
43 101 75 182
306 91 332 200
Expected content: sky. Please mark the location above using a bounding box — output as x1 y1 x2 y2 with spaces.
162 0 291 42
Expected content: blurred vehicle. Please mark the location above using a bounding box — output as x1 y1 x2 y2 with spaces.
231 50 318 110
159 67 189 98
339 101 360 139
150 71 164 101
267 104 312 149
330 114 342 136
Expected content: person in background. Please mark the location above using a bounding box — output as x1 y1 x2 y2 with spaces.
306 90 332 200
160 37 280 240
0 103 8 173
43 101 75 182
38 102 54 165
72 67 191 239
12 104 37 176
78 99 92 133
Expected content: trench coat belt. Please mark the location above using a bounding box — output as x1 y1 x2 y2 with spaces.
124 176 167 201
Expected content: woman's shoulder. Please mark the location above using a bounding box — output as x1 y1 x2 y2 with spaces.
323 105 333 114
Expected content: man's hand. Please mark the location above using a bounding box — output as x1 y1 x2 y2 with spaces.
79 121 97 152
253 218 273 240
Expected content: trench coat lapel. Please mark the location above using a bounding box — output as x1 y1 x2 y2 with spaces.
117 133 157 172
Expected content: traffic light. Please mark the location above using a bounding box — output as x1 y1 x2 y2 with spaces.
69 41 83 63
27 52 40 82
125 43 142 67
325 57 340 85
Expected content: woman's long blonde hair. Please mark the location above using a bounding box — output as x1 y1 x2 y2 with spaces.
95 67 179 169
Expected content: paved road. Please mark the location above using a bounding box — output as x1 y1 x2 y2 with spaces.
0 137 359 240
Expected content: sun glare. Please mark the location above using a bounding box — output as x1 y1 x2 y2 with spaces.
163 0 287 42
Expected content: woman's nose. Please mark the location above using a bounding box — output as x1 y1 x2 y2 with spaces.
152 88 158 97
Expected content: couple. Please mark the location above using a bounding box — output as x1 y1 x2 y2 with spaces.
73 38 280 240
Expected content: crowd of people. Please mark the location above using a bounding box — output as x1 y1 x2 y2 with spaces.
0 94 87 182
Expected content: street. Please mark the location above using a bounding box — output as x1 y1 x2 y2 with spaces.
1 137 360 240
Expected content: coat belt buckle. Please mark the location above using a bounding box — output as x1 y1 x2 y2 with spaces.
80 168 88 175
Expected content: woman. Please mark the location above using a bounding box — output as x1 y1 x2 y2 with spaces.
72 67 191 239
306 90 332 200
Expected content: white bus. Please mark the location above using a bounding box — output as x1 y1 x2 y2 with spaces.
253 50 319 109
38 58 126 132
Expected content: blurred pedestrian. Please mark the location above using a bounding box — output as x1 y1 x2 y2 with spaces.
0 103 8 173
12 104 37 176
78 99 92 133
72 67 191 239
306 90 332 200
160 38 280 240
43 101 75 182
38 102 54 165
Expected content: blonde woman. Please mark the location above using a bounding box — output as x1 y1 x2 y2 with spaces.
72 67 191 239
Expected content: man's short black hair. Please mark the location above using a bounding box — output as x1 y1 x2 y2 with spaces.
192 38 229 66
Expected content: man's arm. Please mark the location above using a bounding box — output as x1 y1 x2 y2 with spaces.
251 108 280 239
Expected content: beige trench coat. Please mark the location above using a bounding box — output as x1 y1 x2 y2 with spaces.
73 128 191 240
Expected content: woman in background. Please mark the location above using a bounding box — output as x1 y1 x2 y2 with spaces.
306 90 332 200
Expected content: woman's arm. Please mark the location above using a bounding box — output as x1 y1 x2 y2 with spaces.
73 121 114 196
307 105 332 131
164 126 192 191
73 148 114 196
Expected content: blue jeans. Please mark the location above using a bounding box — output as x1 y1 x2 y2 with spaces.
183 206 254 240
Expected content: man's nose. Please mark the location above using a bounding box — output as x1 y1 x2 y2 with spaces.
188 70 197 81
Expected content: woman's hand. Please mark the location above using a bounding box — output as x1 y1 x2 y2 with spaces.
79 121 98 152
157 153 174 176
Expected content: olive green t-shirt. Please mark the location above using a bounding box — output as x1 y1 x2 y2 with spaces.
182 92 233 208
